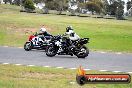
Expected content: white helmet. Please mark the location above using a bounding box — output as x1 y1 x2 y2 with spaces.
40 28 46 33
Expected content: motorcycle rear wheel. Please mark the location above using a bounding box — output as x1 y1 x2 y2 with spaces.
46 46 57 57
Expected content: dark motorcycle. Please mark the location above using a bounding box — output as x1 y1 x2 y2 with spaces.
45 35 89 58
24 33 52 51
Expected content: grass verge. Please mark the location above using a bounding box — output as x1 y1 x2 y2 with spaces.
0 4 132 52
0 64 132 88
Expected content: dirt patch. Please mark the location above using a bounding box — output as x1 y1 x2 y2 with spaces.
7 26 37 34
6 25 56 35
21 72 65 80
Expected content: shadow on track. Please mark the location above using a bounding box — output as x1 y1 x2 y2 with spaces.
24 49 88 60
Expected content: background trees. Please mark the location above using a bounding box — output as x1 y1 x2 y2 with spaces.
41 0 68 14
85 0 103 15
53 0 68 14
23 0 35 12
13 0 21 5
68 0 78 15
2 0 127 19
115 0 125 19
102 0 109 14
107 0 124 19
77 0 104 15
127 0 132 10
3 0 12 4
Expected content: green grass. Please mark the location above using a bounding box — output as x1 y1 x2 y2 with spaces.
0 4 132 52
0 64 131 88
126 16 132 21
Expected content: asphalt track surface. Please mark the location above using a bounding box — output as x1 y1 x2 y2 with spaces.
0 46 132 73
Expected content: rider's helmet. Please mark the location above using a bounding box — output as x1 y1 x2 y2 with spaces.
40 27 46 33
66 26 74 35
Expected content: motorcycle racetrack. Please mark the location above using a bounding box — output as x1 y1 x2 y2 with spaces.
0 46 132 73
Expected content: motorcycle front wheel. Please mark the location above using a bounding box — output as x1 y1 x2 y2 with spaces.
76 46 89 58
46 46 57 57
24 42 32 51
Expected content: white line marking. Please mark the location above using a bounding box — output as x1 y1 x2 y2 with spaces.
127 72 132 74
99 70 108 72
44 66 50 67
69 68 77 70
56 67 63 68
15 64 22 66
113 71 122 73
116 52 122 54
27 65 35 67
84 69 91 71
3 63 9 65
0 63 130 74
3 46 8 47
18 47 23 49
100 52 106 54
70 82 76 84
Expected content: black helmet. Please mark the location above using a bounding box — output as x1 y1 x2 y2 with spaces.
66 26 73 32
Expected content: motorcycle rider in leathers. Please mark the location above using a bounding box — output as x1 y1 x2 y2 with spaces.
65 26 80 41
37 25 52 45
63 26 80 52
